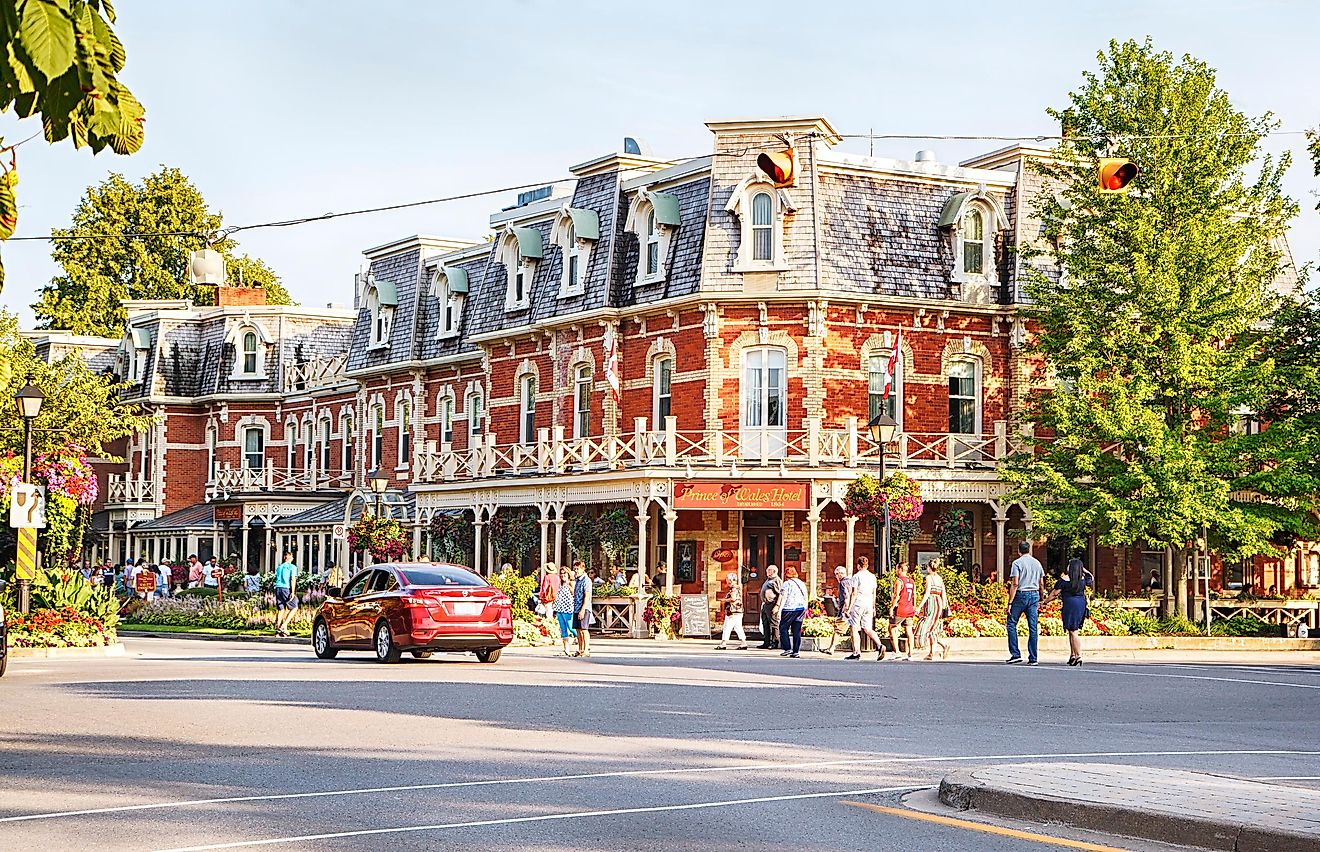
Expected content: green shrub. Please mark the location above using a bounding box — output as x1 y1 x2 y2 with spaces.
1156 615 1203 636
1097 618 1130 636
176 587 218 599
972 581 1009 613
1079 619 1102 636
946 617 978 637
489 568 537 622
802 616 835 638
975 618 1007 637
28 568 120 629
1210 615 1275 637
1040 616 1065 636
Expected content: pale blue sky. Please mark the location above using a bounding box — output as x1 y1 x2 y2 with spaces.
1 1 1316 326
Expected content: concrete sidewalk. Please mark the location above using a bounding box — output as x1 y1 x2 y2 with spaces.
939 762 1320 852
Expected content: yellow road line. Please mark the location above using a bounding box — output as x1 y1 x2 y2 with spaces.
840 801 1130 851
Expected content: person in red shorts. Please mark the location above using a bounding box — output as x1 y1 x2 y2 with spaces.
888 562 917 660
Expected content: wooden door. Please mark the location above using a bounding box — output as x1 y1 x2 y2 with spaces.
742 518 782 631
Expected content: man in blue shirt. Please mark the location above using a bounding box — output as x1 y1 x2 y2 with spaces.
273 552 299 637
1006 541 1045 665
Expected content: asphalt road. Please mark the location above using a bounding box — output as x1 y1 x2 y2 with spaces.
2 638 1319 851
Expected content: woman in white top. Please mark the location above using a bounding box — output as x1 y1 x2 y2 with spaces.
715 572 749 650
916 563 951 660
777 566 809 657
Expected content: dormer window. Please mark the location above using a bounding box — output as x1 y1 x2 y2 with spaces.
551 206 599 298
432 267 468 339
241 332 258 374
625 191 679 286
226 322 269 379
727 176 794 272
940 187 1006 295
962 208 985 274
364 277 398 349
501 227 542 312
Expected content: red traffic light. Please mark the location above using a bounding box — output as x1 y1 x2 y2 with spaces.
1098 158 1138 193
756 148 795 187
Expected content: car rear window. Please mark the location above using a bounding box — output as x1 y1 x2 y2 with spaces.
398 565 486 587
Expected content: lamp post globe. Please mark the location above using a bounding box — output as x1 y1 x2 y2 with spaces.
368 469 389 516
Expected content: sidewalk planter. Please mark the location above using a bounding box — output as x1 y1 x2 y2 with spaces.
8 642 126 660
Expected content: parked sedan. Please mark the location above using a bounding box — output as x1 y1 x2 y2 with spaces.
313 562 513 663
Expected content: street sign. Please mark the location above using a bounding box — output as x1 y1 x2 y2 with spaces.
14 528 37 581
8 483 46 529
332 523 346 540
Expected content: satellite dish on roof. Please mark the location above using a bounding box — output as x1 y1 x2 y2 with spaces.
188 249 226 285
624 137 651 156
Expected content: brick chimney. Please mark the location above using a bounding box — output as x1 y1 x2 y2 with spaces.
215 285 267 307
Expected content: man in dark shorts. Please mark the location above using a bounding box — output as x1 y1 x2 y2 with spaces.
273 552 299 637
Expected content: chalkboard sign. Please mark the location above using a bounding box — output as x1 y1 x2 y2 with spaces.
680 594 710 637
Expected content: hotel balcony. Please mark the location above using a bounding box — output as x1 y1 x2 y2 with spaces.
106 475 159 507
414 417 1028 485
207 465 354 499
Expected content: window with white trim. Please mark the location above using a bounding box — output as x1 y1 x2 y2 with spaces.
948 359 981 435
468 389 484 441
962 208 986 275
397 399 411 467
285 421 297 468
565 224 582 292
304 421 314 471
727 177 794 272
751 192 773 261
645 210 660 277
371 404 384 470
867 350 903 431
321 417 332 472
366 285 393 349
743 348 786 430
341 413 354 472
206 424 217 481
501 234 532 311
653 356 673 426
434 270 464 338
241 332 258 374
243 427 265 470
440 394 454 445
519 375 536 445
625 192 677 286
573 364 592 439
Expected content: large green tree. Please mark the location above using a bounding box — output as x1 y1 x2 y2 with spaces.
34 166 292 336
0 0 145 288
1004 39 1297 615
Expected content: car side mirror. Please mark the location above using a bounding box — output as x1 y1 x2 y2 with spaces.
327 586 342 598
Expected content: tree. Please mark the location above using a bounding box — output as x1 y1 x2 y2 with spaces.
0 0 145 288
34 166 292 336
1004 39 1297 616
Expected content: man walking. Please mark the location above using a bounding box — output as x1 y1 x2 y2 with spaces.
273 551 299 637
846 556 884 661
758 565 781 649
187 554 203 589
1006 540 1044 665
820 566 852 655
573 560 592 658
887 562 917 660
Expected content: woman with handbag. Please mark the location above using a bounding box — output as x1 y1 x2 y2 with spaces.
715 572 749 650
538 562 560 616
1043 557 1093 666
916 562 951 660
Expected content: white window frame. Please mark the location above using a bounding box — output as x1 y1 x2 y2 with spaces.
947 357 982 435
500 233 532 312
285 419 297 469
225 323 270 379
518 374 537 445
740 347 788 459
433 270 464 339
240 331 259 375
951 200 999 287
467 388 485 442
340 412 355 473
867 350 904 432
573 364 592 439
366 286 393 350
396 397 412 469
652 355 673 427
303 420 315 472
625 192 677 286
371 404 385 471
439 392 455 445
320 415 332 472
727 176 794 272
205 424 218 482
551 208 595 299
243 426 265 471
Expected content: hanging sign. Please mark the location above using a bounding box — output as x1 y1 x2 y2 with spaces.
673 482 808 511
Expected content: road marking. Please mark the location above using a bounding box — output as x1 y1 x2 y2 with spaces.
841 801 1129 851
1087 667 1320 690
152 785 928 851
5 749 1317 824
1254 776 1320 780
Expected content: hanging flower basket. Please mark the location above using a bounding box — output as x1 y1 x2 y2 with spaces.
347 514 407 562
844 471 924 522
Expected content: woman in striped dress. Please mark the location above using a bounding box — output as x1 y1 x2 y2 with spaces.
916 562 951 660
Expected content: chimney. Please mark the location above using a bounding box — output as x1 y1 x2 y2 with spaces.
215 285 267 307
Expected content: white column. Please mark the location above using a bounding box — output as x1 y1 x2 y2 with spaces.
239 522 249 573
263 525 273 575
553 516 565 569
634 498 651 586
538 503 551 571
992 501 1008 582
473 511 485 576
845 515 857 574
808 508 820 596
664 509 677 596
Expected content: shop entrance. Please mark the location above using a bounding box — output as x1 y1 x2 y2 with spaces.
741 511 782 631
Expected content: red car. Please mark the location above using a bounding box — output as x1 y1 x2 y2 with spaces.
313 562 513 663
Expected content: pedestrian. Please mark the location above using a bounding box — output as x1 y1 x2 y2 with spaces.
611 567 627 587
552 566 577 656
715 571 749 650
573 560 593 658
204 557 221 589
777 566 808 658
244 567 261 594
1006 540 1044 665
652 562 668 591
758 565 781 648
273 551 299 637
1043 557 1093 666
1143 568 1161 592
326 562 345 591
887 562 917 660
847 556 884 661
186 554 203 589
156 563 172 598
916 561 951 660
820 566 852 655
538 562 560 617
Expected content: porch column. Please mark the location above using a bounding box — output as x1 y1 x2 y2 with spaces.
263 525 273 575
633 497 651 585
991 500 1008 581
239 521 249 573
538 503 552 572
473 510 485 577
844 515 857 575
808 507 821 596
553 514 565 569
664 508 677 596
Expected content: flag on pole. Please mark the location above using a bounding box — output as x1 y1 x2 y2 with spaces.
882 330 901 398
603 324 621 406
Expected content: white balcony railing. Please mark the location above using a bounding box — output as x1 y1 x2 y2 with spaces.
414 417 1030 485
107 476 158 505
282 353 349 393
209 465 353 496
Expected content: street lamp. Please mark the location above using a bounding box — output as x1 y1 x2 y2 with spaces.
867 412 898 575
369 469 389 517
14 377 45 613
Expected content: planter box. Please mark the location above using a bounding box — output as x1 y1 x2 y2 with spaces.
8 642 126 660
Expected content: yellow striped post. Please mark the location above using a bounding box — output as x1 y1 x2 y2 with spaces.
14 528 38 581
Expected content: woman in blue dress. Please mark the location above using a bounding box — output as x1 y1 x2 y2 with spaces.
1044 557 1093 667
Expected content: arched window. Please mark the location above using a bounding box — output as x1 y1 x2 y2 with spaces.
741 347 787 458
371 404 385 470
751 192 773 261
303 421 314 471
321 417 332 472
397 399 411 466
645 209 659 277
341 413 355 473
868 349 903 430
285 420 297 468
205 424 217 481
564 224 581 291
519 375 537 445
574 364 592 439
468 388 485 441
653 356 673 425
440 393 454 445
243 427 265 470
241 332 258 374
962 208 985 275
948 359 980 434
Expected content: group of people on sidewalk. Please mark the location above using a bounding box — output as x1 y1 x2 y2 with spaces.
537 560 596 658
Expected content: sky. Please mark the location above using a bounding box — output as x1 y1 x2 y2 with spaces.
1 1 1317 329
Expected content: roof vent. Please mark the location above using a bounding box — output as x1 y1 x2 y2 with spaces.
915 150 937 163
624 137 651 156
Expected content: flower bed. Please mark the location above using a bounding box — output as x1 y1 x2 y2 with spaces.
131 596 315 636
513 616 557 646
6 607 116 648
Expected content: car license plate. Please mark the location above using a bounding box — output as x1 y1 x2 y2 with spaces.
452 601 483 616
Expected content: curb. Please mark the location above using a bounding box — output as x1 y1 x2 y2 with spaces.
946 636 1320 652
117 630 309 646
938 770 1320 852
8 642 127 660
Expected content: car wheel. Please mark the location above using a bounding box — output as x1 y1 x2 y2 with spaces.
475 648 501 664
411 651 433 659
374 621 401 663
312 619 338 659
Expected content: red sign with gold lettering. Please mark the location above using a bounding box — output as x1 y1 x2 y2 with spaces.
673 482 809 511
213 505 242 521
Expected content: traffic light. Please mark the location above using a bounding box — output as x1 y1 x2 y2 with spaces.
1098 158 1138 193
756 147 795 187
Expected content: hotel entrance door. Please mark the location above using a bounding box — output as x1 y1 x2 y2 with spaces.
741 512 782 632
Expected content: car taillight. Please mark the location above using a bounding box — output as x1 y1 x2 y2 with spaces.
402 596 431 607
491 594 511 608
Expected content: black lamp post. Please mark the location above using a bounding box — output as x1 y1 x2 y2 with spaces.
867 412 898 575
14 377 46 614
368 469 389 518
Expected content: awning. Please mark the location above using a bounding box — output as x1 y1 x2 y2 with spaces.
511 226 544 260
129 502 215 532
130 327 153 349
564 207 600 241
370 278 399 306
441 266 469 295
649 192 681 227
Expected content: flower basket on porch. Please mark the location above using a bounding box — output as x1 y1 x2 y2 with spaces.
844 472 924 522
347 514 407 562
